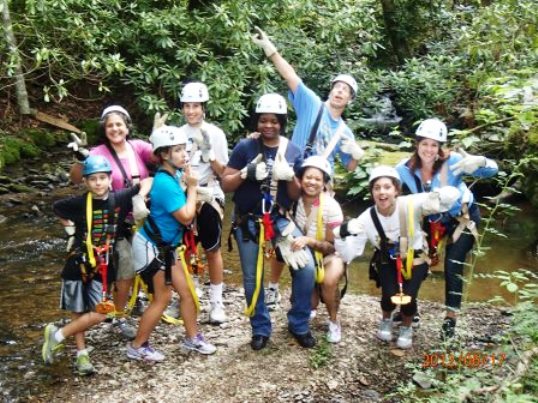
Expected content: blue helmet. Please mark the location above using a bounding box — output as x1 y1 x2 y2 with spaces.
82 155 112 176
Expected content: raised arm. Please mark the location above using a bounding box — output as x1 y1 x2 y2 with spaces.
252 27 301 94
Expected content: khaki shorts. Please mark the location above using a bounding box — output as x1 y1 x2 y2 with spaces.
115 238 135 280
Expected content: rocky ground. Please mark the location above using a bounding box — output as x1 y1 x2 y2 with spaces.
31 285 511 403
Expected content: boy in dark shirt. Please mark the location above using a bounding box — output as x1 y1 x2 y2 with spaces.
42 155 151 375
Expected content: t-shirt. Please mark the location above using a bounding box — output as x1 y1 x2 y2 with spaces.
90 140 153 191
294 193 343 239
138 169 186 246
227 138 302 214
53 187 139 280
182 122 228 200
288 81 354 169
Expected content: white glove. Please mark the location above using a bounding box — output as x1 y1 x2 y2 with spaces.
437 186 461 211
271 153 295 182
196 186 214 203
132 194 150 224
422 186 460 215
64 224 75 252
251 26 277 57
449 148 486 176
67 132 89 161
332 218 363 239
153 112 168 132
240 154 268 181
193 128 215 162
277 234 311 270
340 137 365 161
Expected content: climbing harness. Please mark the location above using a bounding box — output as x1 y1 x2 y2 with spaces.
84 192 117 314
428 219 446 266
244 218 265 317
390 244 411 306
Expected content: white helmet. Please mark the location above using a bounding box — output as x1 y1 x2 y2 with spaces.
331 74 358 98
300 156 332 180
415 118 448 143
369 165 400 184
180 82 209 103
101 105 130 120
150 125 187 152
255 93 287 115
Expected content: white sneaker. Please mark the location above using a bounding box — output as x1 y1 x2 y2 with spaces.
377 319 393 342
265 287 281 311
112 318 137 340
164 300 180 319
209 301 227 324
327 320 341 343
396 326 413 349
181 333 217 355
309 309 317 321
126 342 165 362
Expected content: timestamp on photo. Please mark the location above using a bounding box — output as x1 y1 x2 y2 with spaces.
422 351 507 369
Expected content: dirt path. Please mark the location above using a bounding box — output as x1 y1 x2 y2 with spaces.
36 287 509 402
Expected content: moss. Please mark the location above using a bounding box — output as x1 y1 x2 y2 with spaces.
76 119 101 144
23 128 58 148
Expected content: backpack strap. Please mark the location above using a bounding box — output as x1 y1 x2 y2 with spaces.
304 104 325 159
105 142 132 188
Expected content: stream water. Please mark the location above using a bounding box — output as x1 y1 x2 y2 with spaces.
0 157 537 400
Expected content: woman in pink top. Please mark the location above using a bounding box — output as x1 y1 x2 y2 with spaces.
70 105 155 339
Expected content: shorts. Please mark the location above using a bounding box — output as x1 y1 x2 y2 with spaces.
60 278 102 313
196 202 223 252
132 232 172 293
115 238 135 280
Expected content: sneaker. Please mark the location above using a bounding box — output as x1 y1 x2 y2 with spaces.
209 301 227 324
75 352 95 376
327 320 342 343
309 309 317 321
42 324 64 364
392 312 420 328
113 318 137 340
441 317 457 340
181 333 217 355
164 300 180 319
265 287 281 311
396 325 413 349
290 329 317 348
126 342 165 362
376 319 393 342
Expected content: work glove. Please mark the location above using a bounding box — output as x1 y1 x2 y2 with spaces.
196 186 214 203
67 132 89 162
64 224 76 252
271 153 295 182
333 218 363 239
132 194 150 225
152 112 168 132
276 222 310 270
449 147 487 176
422 186 460 215
240 154 268 181
192 129 215 162
251 26 277 57
340 137 365 161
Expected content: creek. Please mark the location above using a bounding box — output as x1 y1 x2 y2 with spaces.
0 150 537 400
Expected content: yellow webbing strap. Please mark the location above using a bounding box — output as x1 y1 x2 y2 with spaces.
403 198 415 280
244 219 265 317
178 245 200 313
126 274 183 325
314 193 325 284
85 192 97 268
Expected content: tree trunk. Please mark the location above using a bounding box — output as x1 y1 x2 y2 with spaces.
1 0 31 115
379 0 411 65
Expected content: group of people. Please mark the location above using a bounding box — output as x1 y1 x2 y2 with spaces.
41 28 498 375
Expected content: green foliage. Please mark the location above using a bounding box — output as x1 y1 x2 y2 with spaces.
309 336 333 369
